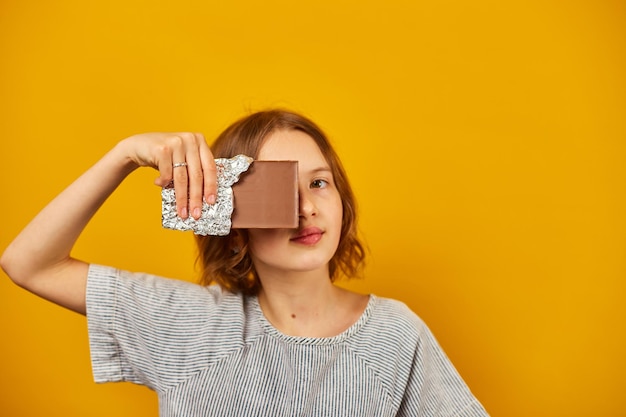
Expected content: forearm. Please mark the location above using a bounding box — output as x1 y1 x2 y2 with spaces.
1 140 137 287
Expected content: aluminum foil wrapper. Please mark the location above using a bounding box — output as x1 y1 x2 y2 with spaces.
161 154 253 236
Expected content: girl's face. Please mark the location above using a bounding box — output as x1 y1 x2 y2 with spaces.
247 129 343 279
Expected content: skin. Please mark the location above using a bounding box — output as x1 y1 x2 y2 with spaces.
252 130 369 337
0 130 368 337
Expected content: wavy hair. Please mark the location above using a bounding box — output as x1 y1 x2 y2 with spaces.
196 109 365 294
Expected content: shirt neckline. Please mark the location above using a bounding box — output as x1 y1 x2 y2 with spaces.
250 294 377 346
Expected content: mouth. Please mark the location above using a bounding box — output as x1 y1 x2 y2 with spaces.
290 226 324 245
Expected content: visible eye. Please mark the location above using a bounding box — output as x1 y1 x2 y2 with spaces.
310 179 329 189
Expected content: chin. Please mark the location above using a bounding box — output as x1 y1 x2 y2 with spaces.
253 250 335 276
294 260 333 274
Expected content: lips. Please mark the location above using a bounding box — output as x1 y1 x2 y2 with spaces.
290 226 324 245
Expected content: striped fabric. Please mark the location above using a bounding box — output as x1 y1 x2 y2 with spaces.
87 264 488 417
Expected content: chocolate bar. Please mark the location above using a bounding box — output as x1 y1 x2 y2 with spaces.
232 160 299 229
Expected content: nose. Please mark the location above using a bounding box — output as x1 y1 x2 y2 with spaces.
298 189 317 218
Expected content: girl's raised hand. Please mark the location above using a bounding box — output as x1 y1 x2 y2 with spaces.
121 132 217 220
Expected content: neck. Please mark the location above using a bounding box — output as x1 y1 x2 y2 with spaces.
256 269 345 337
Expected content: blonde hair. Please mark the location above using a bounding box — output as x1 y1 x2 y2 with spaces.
196 109 365 294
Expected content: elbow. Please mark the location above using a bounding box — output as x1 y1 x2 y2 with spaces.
1 245 29 288
0 247 12 277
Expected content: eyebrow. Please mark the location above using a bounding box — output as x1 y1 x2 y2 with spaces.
306 167 333 176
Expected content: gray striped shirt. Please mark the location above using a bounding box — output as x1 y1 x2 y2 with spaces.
87 264 488 416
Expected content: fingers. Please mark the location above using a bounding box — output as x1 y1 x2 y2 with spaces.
184 136 205 220
171 137 190 219
153 133 216 220
153 141 174 188
198 138 217 205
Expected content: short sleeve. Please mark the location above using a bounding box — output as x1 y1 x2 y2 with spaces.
397 317 489 416
86 264 246 392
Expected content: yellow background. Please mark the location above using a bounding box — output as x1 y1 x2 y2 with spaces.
1 1 624 416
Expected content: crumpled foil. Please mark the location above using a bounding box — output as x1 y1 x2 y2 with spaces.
161 154 253 236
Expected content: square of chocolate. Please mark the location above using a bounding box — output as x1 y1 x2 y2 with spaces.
231 160 299 228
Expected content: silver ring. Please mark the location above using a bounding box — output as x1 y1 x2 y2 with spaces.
172 162 188 168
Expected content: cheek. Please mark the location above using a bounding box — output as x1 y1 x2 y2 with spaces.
247 229 285 254
331 195 344 227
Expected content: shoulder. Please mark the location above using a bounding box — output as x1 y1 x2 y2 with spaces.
347 295 431 364
87 263 244 316
367 295 428 339
347 295 446 373
87 264 256 351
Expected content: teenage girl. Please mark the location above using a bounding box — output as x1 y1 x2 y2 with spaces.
1 110 488 416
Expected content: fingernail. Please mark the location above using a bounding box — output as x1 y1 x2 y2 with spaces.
207 194 216 205
181 207 188 219
193 208 201 219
